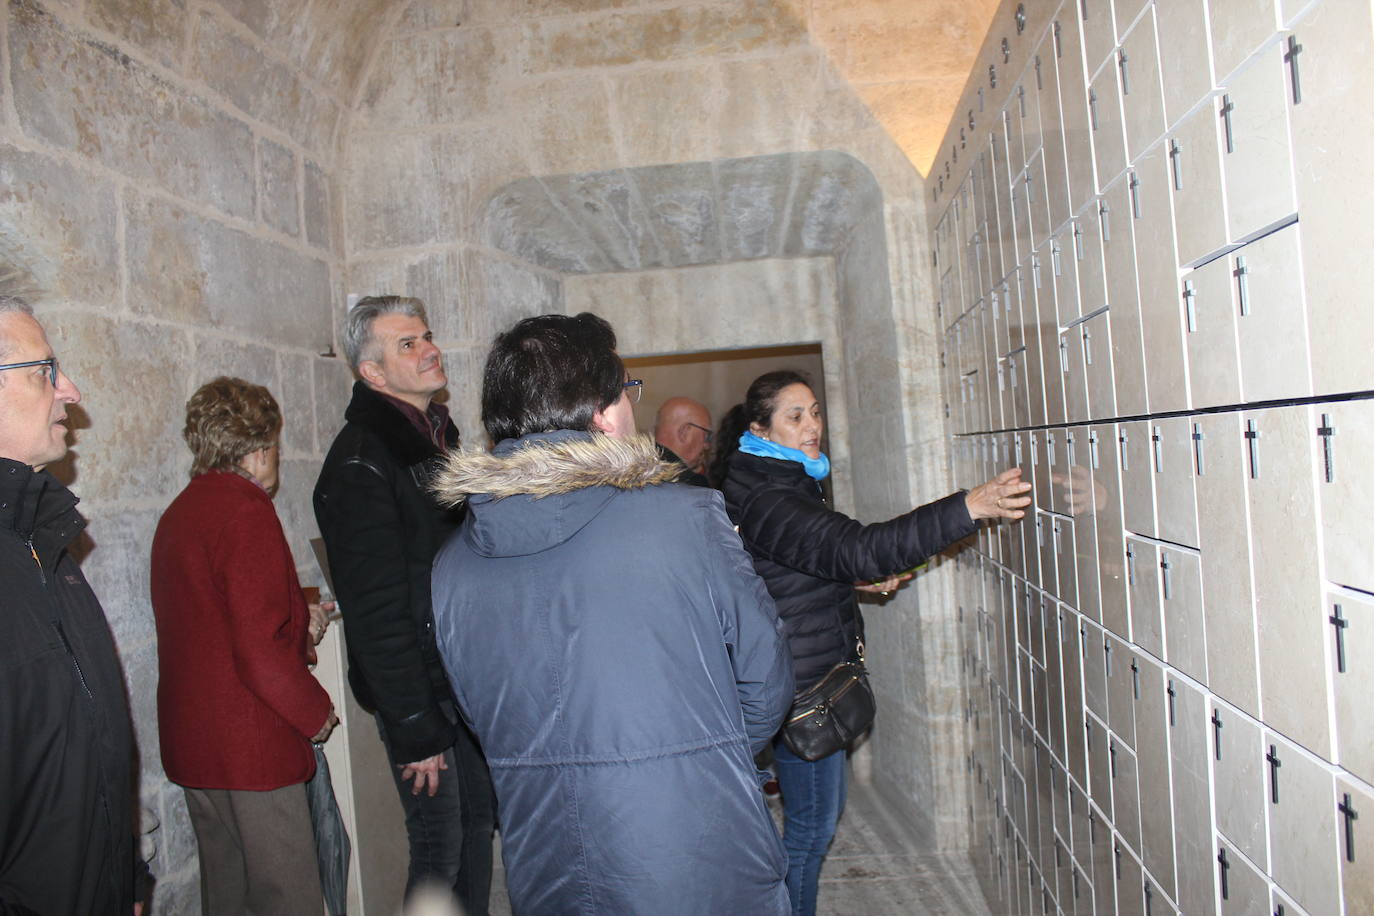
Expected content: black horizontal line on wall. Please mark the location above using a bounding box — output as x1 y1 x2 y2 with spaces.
952 389 1374 438
1333 581 1374 600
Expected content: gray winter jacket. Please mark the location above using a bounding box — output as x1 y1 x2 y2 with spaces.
431 430 791 916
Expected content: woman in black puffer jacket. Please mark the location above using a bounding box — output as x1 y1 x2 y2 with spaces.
719 370 1030 916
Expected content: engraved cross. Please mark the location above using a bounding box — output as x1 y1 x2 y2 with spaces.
1329 603 1348 673
1245 420 1261 479
1339 792 1358 862
1220 94 1236 153
1285 35 1303 104
1318 414 1335 483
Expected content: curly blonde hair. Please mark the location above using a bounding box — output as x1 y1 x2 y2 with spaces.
183 377 282 476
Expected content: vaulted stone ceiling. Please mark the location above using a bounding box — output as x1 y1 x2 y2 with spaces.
205 0 998 179
36 0 997 181
785 0 1003 177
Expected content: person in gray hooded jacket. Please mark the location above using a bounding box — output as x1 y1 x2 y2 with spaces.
430 312 792 916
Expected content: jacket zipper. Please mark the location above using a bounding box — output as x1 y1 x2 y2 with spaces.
26 536 45 585
28 536 94 699
26 522 114 880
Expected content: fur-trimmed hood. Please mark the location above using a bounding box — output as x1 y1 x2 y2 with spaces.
433 430 683 558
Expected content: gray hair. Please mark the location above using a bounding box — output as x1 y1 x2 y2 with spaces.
0 295 33 317
342 295 429 372
0 295 35 366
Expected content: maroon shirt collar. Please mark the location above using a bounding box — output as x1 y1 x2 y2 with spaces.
380 393 453 450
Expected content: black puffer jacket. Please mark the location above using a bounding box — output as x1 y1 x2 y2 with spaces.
722 452 978 691
313 382 462 764
0 460 141 914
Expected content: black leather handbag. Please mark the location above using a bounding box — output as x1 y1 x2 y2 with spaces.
780 638 876 762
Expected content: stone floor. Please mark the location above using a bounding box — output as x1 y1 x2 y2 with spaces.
480 777 992 916
809 781 992 916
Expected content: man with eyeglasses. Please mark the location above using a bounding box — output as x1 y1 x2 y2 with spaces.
427 312 792 915
0 297 149 914
653 396 713 487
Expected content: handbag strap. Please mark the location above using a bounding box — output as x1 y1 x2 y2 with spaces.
848 601 866 665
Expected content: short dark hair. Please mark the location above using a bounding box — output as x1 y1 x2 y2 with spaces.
481 312 625 443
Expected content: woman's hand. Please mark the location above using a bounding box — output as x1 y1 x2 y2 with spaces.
311 706 339 744
308 599 335 646
854 572 914 596
965 467 1033 521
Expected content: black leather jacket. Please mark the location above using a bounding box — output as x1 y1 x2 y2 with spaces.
0 460 141 914
722 451 977 691
313 383 463 764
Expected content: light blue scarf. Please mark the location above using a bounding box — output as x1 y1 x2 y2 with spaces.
738 431 831 481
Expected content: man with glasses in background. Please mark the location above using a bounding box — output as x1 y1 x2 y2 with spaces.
0 296 149 914
653 396 713 487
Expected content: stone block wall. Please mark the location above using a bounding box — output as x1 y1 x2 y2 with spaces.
0 0 372 905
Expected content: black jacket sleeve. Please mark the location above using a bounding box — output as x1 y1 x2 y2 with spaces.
738 487 978 584
318 458 456 763
699 494 794 755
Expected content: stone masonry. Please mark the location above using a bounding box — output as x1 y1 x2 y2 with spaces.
0 0 973 909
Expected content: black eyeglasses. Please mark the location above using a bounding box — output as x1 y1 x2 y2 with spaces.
623 378 644 404
685 421 715 444
0 357 57 386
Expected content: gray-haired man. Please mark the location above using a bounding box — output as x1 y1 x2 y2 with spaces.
0 297 148 913
313 296 494 912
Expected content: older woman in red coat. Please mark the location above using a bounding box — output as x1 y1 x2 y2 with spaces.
151 377 337 915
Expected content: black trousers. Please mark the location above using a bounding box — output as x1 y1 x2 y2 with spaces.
376 711 497 915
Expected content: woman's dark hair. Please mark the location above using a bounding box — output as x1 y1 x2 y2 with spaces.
707 404 748 487
481 312 625 443
707 369 812 486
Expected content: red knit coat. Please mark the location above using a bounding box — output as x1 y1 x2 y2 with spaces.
151 471 332 790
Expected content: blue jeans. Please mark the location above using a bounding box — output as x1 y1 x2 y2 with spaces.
773 739 848 916
377 713 496 915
